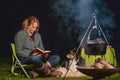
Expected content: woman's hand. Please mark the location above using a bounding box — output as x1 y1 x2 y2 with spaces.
32 52 42 57
32 52 38 55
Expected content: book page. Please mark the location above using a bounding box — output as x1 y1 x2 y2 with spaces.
36 48 51 53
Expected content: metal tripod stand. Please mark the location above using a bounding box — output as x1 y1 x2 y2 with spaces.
62 9 110 80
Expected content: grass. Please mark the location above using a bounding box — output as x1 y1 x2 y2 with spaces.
0 58 120 80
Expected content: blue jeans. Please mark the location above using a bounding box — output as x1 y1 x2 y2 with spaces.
20 55 60 68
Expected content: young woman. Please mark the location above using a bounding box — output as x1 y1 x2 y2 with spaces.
14 16 62 78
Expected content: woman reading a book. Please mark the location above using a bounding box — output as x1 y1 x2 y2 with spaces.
14 16 62 78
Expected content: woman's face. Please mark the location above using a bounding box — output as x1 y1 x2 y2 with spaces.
27 22 38 35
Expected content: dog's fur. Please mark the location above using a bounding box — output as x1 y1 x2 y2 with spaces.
55 48 86 77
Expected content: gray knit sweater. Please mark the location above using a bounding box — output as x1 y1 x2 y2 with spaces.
14 30 44 59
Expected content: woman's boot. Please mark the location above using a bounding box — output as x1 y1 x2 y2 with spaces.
37 61 62 77
37 62 51 76
30 71 39 78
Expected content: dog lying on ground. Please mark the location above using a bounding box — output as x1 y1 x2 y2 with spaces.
55 48 86 77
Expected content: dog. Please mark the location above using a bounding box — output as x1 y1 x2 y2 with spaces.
55 48 86 77
65 48 79 71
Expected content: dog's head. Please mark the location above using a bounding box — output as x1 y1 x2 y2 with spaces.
66 48 78 61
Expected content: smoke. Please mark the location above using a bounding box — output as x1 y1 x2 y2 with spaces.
50 0 116 47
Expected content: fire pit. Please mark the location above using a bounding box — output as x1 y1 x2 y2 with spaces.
77 67 120 80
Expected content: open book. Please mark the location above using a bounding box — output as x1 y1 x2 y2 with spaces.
31 48 51 55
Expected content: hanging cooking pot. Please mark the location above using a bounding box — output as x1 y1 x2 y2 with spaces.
85 27 106 55
85 38 106 55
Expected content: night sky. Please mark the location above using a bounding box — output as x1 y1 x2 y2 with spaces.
0 0 120 60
